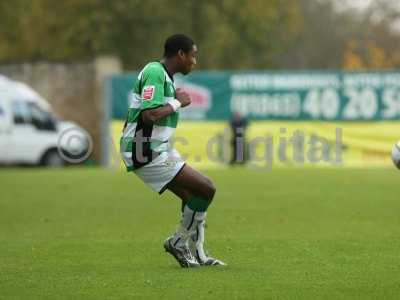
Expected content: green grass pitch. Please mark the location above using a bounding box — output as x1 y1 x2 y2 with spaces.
1 167 400 299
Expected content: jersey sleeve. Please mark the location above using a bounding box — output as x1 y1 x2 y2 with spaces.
140 66 165 110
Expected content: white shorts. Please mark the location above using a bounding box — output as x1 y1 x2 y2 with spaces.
133 148 185 194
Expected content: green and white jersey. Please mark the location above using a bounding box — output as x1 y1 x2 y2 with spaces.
120 61 178 171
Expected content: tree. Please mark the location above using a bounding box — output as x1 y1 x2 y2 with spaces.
1 0 399 70
0 0 301 70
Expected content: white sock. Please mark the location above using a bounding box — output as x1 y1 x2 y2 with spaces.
171 205 200 249
191 213 207 261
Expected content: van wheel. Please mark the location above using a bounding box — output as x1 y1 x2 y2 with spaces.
42 150 65 167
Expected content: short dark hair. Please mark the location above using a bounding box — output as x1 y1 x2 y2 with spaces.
163 34 194 58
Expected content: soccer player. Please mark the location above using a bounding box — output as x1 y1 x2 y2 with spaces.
120 34 226 267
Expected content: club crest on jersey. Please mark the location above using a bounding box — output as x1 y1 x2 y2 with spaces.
142 85 155 101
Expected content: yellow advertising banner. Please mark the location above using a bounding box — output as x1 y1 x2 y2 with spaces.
111 121 399 169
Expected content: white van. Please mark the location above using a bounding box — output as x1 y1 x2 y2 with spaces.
0 75 89 167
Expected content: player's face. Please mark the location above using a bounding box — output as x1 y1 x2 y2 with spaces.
180 45 197 75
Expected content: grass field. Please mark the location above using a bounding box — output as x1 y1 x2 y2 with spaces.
1 167 400 299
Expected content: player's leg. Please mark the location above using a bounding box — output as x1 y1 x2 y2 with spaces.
167 164 226 266
166 170 209 251
166 165 212 262
167 164 215 248
167 163 216 242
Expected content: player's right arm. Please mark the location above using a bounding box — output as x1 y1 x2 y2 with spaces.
139 66 190 124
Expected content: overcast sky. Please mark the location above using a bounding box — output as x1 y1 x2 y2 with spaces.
335 0 400 11
332 0 373 12
342 0 373 10
336 0 400 31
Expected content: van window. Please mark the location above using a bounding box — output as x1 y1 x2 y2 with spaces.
28 103 56 131
12 101 31 124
